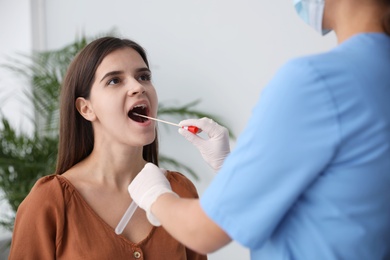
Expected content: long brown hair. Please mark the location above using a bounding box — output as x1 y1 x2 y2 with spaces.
55 37 158 175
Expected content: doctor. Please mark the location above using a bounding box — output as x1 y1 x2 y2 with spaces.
128 0 390 259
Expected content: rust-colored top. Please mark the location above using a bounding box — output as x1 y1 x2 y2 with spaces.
9 171 207 260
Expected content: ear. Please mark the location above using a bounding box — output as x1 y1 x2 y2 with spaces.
75 97 96 121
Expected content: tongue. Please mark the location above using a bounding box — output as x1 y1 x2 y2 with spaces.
128 111 148 123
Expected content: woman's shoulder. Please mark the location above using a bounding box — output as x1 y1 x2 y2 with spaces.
31 174 73 193
19 174 74 210
165 170 199 199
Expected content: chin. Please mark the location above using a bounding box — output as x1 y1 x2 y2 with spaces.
142 134 156 146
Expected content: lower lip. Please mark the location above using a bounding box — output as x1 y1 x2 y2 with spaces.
131 118 152 127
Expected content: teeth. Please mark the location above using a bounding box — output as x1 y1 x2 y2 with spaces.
132 104 146 110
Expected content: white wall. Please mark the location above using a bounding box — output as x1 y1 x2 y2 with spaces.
0 0 34 133
0 0 34 242
1 0 337 259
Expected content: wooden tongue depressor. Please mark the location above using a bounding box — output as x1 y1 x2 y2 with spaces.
132 113 200 134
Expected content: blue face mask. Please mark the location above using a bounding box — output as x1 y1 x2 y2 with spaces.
293 0 331 35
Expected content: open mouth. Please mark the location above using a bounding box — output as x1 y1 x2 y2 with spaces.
128 104 149 123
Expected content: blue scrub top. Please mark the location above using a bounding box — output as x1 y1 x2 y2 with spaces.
201 33 390 259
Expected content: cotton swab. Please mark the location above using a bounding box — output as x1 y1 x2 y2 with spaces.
115 201 138 235
132 113 200 134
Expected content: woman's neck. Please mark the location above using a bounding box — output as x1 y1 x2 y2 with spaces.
80 144 146 189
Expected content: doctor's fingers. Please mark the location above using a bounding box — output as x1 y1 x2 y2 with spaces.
178 128 207 147
180 118 227 139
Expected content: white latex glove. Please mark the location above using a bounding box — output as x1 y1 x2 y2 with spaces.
128 163 178 226
178 117 230 172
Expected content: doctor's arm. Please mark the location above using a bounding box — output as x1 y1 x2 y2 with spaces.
128 163 231 254
154 193 231 254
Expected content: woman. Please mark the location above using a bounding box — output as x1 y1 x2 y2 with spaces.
128 0 390 259
9 37 207 260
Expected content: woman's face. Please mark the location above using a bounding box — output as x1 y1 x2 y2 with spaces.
80 47 158 148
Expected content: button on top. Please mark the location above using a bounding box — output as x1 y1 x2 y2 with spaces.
133 251 141 259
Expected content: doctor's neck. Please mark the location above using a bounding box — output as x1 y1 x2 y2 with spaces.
329 2 389 43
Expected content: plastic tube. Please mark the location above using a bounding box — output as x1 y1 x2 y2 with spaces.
115 201 138 234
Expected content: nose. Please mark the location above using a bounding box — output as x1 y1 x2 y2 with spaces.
127 81 146 97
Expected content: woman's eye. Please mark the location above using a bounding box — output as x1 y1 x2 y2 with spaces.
107 77 121 85
139 73 152 81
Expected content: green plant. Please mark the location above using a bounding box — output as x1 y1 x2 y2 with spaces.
0 33 233 231
0 118 58 230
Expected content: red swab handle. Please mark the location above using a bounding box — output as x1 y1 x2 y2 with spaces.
182 126 200 134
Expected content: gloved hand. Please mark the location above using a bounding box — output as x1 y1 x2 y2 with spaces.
128 163 178 226
178 117 230 172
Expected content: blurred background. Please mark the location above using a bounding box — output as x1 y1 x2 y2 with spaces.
0 0 336 259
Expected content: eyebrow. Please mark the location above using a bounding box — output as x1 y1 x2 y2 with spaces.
100 67 151 83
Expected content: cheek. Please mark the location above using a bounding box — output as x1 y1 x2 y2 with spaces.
149 88 158 113
90 91 118 117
